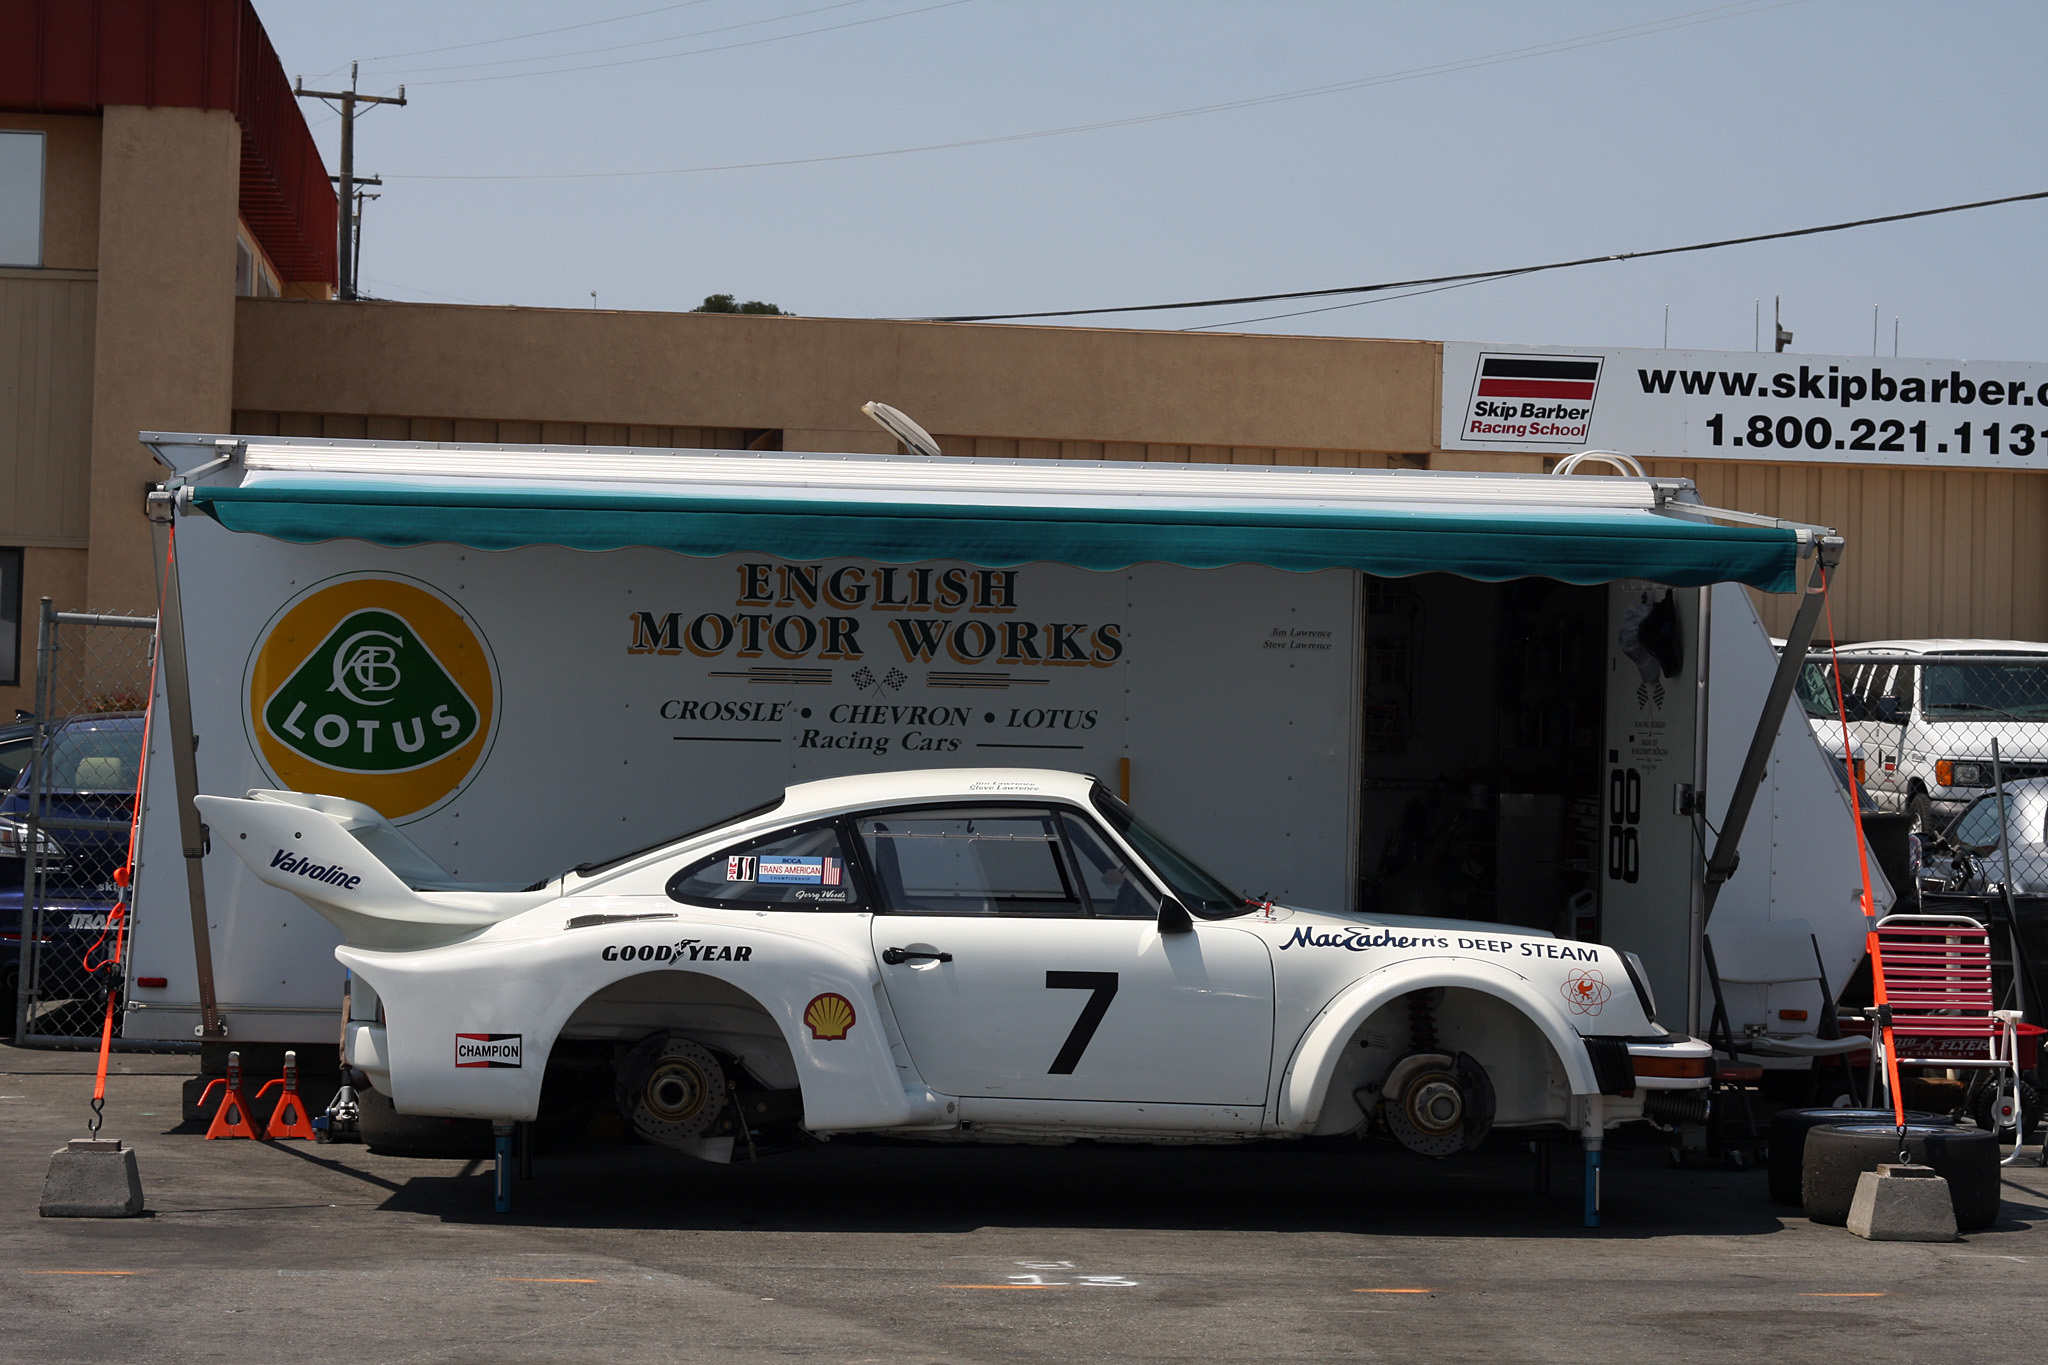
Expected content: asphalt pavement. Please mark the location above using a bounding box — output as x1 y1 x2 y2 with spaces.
2 1044 2044 1363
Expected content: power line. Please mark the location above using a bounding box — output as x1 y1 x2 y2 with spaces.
404 0 973 87
922 190 2048 324
371 0 873 77
384 0 1797 180
357 0 716 65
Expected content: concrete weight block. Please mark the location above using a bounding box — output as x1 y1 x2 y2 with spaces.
39 1139 145 1218
1846 1164 1956 1242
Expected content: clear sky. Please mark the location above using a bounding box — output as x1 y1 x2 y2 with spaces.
260 0 2047 362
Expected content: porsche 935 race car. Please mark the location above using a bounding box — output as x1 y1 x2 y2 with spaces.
198 769 1708 1166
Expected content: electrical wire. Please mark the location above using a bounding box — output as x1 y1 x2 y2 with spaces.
385 0 1796 179
927 190 2048 324
1177 271 1545 332
357 1 717 65
371 0 875 78
405 0 973 87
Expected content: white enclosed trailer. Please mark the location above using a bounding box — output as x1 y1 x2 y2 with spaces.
123 433 1878 1067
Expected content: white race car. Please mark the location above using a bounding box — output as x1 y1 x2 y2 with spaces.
199 769 1706 1172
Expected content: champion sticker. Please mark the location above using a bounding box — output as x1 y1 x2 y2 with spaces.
726 855 757 882
759 856 842 885
455 1033 523 1068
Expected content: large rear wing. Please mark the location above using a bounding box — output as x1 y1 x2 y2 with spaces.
195 790 558 949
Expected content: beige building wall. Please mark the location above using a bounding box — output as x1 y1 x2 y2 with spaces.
1650 457 2048 644
229 302 1443 460
86 105 241 613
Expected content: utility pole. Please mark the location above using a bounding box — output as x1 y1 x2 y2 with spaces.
294 63 406 301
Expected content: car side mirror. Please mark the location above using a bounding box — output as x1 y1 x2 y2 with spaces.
1158 898 1194 934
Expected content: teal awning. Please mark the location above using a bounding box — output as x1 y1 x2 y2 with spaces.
188 474 1802 591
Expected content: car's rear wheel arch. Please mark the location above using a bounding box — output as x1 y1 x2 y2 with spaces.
553 969 802 1096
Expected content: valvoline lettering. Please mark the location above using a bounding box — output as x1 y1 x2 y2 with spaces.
270 848 363 891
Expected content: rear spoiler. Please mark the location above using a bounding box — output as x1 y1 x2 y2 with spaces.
195 790 557 950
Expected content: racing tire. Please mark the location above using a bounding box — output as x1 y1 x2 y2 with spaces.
355 1082 495 1159
1766 1107 1955 1206
1801 1123 2001 1229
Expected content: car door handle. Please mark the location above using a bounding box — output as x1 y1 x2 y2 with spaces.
882 947 953 965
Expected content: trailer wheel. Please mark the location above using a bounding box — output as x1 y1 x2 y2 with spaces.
1766 1107 1954 1205
1801 1123 2001 1229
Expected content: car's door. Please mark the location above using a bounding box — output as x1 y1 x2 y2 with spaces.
859 803 1274 1105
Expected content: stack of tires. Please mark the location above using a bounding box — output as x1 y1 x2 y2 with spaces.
1768 1107 2004 1230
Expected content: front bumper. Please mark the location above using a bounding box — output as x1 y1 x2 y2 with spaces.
1625 1036 1713 1090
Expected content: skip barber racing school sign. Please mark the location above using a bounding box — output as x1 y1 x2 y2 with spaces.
1442 340 2048 470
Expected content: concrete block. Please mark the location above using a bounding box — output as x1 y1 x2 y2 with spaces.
39 1139 145 1218
1846 1163 1956 1242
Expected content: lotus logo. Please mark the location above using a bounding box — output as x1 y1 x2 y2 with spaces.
246 576 497 822
332 630 405 704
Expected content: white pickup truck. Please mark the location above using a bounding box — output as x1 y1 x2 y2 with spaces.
198 767 1707 1186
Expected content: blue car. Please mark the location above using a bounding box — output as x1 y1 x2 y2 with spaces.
0 715 145 1027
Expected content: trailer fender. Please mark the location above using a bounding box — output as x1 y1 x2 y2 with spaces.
1274 956 1601 1133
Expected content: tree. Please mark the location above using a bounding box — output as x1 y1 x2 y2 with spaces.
693 293 789 316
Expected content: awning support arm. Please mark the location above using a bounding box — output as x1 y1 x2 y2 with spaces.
1702 535 1844 924
147 489 225 1037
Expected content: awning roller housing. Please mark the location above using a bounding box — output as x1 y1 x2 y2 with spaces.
151 435 1814 593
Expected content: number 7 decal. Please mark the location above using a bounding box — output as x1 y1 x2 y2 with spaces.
1045 971 1119 1074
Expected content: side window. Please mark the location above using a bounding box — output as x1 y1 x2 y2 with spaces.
857 807 1082 916
1060 813 1162 919
667 821 863 910
1951 796 2004 853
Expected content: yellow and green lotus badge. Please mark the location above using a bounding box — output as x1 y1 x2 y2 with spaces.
245 576 497 820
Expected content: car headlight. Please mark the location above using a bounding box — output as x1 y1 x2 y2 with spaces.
0 818 58 858
1936 760 1987 787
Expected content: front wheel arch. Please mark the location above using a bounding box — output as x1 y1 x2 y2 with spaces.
1276 960 1604 1133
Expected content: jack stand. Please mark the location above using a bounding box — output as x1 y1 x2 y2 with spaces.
199 1050 260 1140
1580 1094 1606 1229
254 1050 316 1140
493 1122 514 1214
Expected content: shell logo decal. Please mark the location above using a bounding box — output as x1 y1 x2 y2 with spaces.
243 575 498 822
1563 968 1611 1016
803 992 856 1041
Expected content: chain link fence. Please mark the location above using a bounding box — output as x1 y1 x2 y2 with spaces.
1797 650 2048 1019
8 601 157 1045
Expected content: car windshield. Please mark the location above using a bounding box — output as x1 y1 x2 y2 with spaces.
1923 661 2048 720
1090 785 1253 920
23 718 144 794
1795 661 1839 720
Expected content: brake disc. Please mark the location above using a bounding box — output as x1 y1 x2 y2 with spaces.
1382 1052 1464 1157
618 1035 729 1146
1380 1050 1496 1157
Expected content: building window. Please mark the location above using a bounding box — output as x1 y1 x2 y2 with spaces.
236 228 280 299
0 131 45 268
0 548 21 688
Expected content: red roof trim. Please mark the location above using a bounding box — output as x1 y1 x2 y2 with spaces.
0 0 336 284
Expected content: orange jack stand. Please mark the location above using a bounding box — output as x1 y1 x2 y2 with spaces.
199 1049 261 1140
255 1050 316 1141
